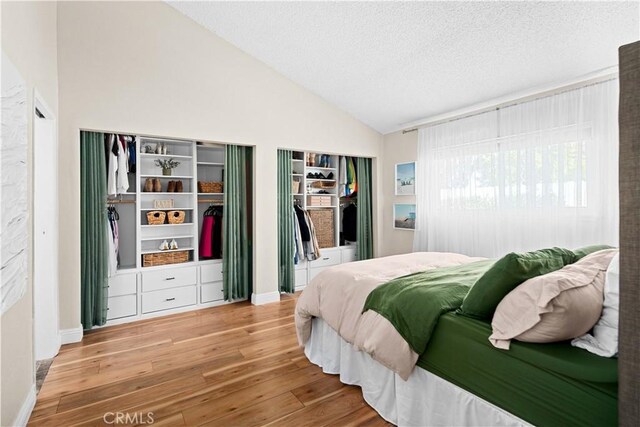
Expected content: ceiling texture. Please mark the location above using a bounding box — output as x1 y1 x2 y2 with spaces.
168 1 639 134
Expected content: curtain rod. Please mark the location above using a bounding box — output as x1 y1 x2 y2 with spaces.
399 66 618 134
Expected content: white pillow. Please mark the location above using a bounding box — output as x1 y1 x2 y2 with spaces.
571 253 619 357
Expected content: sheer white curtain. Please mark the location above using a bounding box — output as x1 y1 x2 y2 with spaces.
414 79 619 258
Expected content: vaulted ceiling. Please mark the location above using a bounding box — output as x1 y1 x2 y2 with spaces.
168 1 639 134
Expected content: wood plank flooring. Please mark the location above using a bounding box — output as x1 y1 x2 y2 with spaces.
28 294 390 426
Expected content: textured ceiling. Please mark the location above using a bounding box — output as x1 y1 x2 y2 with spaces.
168 1 639 134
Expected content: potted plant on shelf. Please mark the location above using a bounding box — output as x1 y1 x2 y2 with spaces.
155 158 180 176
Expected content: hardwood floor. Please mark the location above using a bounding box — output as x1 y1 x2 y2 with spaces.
28 294 390 426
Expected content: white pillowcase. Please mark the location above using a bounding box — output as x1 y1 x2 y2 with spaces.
571 253 619 357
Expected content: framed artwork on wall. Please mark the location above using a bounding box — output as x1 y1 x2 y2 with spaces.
395 162 416 195
393 203 416 230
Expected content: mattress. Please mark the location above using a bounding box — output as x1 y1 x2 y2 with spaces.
419 313 618 427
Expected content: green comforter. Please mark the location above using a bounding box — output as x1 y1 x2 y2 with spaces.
362 259 494 355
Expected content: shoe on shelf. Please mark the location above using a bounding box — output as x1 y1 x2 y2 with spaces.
317 172 326 179
144 178 153 192
326 172 334 180
167 180 176 192
307 172 315 179
176 180 183 193
153 178 162 192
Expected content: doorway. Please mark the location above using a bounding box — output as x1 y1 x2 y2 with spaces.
32 92 59 362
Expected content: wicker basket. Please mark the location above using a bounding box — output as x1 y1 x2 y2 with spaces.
292 180 301 194
311 180 336 189
142 250 189 267
146 211 166 225
308 209 335 248
198 181 224 193
167 210 185 224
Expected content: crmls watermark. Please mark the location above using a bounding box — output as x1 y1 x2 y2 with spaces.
103 412 155 425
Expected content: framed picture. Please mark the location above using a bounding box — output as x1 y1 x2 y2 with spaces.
395 162 416 195
393 204 416 230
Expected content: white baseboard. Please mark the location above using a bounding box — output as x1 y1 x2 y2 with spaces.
12 384 36 426
251 291 281 305
59 326 83 344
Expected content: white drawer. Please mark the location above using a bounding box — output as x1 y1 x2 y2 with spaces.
295 260 308 270
107 295 137 320
341 247 357 264
201 281 224 303
201 263 223 284
309 249 340 268
309 266 329 282
295 269 308 287
108 273 137 297
142 286 197 314
141 266 197 292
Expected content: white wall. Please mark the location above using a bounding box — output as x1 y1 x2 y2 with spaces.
0 1 59 425
56 1 382 330
381 130 417 256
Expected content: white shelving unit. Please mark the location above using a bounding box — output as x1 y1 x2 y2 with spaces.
103 136 232 326
289 151 358 291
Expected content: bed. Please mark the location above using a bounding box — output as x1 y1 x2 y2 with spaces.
295 252 618 426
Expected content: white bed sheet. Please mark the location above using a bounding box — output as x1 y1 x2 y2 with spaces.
305 318 530 427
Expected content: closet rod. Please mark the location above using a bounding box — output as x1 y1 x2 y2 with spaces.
106 199 136 204
198 199 224 204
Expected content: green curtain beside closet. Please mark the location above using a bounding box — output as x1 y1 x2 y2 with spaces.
80 131 109 329
356 157 373 260
277 150 295 293
223 145 253 300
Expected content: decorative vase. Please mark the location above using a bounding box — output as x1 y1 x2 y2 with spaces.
162 168 172 176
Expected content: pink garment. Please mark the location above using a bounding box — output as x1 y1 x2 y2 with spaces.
200 216 215 258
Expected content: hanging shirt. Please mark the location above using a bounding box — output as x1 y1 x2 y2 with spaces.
128 137 136 174
343 204 358 242
294 206 311 241
347 157 357 195
107 214 118 277
339 156 347 198
200 215 215 258
116 135 129 194
107 134 118 196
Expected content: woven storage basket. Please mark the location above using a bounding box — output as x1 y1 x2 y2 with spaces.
311 180 336 189
146 211 166 225
198 181 224 193
308 209 335 248
167 210 185 224
142 250 189 267
292 180 301 194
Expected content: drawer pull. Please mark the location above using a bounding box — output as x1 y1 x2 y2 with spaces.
323 257 329 260
165 277 175 281
165 297 176 302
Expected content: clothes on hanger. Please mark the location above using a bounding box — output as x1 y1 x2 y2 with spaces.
116 135 130 194
106 206 119 276
293 207 304 263
293 205 320 261
346 157 358 196
105 134 133 196
106 134 118 196
339 156 347 198
200 205 224 259
342 203 358 242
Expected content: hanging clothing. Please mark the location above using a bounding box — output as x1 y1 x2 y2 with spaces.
106 134 118 196
106 207 119 277
339 156 347 198
200 206 223 259
294 205 311 241
293 207 304 264
343 203 358 242
302 209 321 260
346 157 357 196
128 137 136 174
200 215 215 258
116 135 130 194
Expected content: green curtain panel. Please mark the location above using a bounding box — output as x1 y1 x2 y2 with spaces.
356 157 373 260
223 145 252 301
277 150 295 293
80 131 109 329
